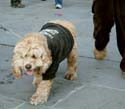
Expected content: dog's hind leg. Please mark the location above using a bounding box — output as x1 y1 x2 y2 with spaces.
65 42 78 80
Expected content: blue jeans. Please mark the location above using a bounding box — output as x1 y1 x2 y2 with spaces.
55 0 63 5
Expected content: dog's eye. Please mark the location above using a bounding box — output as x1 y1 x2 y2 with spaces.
32 55 36 59
25 54 28 57
41 55 43 58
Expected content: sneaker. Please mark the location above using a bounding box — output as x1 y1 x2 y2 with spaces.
11 3 25 8
56 4 62 9
94 48 107 60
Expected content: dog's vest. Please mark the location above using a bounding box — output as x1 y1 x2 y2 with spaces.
39 23 74 80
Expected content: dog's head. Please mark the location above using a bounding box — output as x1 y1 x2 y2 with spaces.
12 33 52 79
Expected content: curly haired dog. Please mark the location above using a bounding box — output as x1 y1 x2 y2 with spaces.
12 20 77 105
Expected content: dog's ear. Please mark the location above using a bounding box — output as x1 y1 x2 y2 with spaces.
12 54 23 79
12 65 22 79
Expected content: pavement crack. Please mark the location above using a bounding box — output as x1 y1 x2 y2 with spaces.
0 44 14 47
50 83 87 108
0 24 22 38
14 102 26 109
78 55 120 63
92 84 125 92
0 25 9 32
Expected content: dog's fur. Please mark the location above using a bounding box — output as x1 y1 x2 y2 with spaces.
12 20 77 105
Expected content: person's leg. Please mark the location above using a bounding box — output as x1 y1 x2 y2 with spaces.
11 0 25 8
11 0 21 5
55 0 63 9
55 0 63 5
114 0 125 76
92 0 114 59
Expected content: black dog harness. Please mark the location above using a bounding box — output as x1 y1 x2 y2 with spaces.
39 23 74 80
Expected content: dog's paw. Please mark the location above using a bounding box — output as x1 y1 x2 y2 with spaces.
30 93 48 105
65 72 77 80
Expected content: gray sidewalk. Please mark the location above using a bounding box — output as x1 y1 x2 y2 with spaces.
0 0 125 109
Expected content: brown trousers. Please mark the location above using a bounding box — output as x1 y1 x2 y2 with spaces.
92 0 125 71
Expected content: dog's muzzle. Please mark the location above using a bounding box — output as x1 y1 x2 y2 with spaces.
25 64 34 76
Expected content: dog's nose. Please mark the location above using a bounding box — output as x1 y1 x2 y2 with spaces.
25 64 32 70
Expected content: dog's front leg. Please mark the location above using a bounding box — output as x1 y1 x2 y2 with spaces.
32 75 42 86
30 80 53 105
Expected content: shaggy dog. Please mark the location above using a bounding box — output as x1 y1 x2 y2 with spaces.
12 20 77 105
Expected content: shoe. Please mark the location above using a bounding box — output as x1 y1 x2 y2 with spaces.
11 3 25 8
56 4 62 9
94 48 107 60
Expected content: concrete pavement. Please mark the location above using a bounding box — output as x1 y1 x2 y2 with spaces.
0 0 125 109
